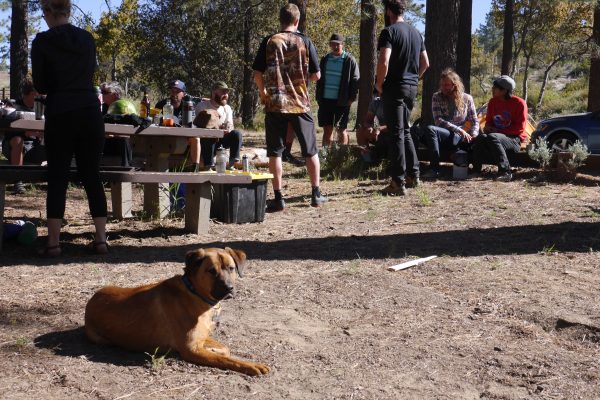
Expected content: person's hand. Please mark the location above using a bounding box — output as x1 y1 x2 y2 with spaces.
375 84 383 97
458 129 473 143
259 89 269 105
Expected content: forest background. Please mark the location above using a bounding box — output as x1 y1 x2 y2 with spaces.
1 0 599 130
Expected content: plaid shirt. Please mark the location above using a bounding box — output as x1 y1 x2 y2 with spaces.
431 92 479 137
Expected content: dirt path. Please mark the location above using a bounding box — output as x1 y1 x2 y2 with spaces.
1 161 599 399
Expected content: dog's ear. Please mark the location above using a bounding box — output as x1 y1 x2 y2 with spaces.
224 247 247 277
184 248 206 274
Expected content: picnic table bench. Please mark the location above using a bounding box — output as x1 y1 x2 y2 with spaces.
0 165 253 252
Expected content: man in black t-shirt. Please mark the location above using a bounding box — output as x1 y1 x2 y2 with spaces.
375 0 429 196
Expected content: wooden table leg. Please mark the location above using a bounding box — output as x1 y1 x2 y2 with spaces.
0 183 5 253
143 148 171 219
110 182 133 219
184 183 212 234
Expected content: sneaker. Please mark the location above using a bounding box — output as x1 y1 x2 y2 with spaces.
12 181 26 195
311 192 328 207
496 171 512 182
266 198 285 212
282 149 304 166
405 176 421 188
381 180 406 196
421 170 440 180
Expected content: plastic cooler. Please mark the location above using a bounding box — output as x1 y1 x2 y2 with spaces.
210 171 273 223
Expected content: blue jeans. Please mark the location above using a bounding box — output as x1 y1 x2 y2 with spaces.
424 125 463 172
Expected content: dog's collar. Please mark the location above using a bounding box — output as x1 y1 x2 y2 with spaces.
181 275 219 306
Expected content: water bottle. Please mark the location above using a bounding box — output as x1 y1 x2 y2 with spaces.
182 97 194 128
215 146 227 173
242 154 250 172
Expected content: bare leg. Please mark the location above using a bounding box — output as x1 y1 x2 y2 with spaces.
337 128 349 145
188 138 200 165
305 154 320 187
46 218 62 248
269 156 283 191
10 136 24 166
285 123 295 153
322 125 334 147
93 216 107 244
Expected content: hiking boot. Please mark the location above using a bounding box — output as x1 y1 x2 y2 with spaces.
266 198 285 212
381 180 406 196
282 149 304 166
12 181 26 195
405 176 421 188
311 192 328 207
496 170 512 182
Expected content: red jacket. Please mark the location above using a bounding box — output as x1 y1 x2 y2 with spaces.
485 96 528 142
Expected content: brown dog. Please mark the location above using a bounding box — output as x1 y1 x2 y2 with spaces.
84 247 270 376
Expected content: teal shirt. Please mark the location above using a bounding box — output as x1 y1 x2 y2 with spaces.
323 52 346 100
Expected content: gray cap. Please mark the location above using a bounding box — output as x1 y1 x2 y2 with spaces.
493 75 516 92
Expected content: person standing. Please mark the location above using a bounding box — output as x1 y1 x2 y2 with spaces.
471 75 527 182
31 0 108 257
375 0 429 195
196 81 243 169
252 3 327 211
421 69 479 179
316 33 360 147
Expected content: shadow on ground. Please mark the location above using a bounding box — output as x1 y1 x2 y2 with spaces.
2 221 599 266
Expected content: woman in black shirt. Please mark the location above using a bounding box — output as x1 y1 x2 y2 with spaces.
32 0 108 257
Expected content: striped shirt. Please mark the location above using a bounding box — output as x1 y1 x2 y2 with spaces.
323 52 346 100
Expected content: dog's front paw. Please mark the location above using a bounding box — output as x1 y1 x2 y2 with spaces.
243 362 270 376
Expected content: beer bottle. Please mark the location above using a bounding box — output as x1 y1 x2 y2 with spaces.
140 90 151 118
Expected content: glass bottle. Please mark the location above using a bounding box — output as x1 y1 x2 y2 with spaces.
162 99 174 126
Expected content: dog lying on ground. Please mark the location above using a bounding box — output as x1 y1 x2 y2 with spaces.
84 247 270 376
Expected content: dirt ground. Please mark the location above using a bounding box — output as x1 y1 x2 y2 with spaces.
1 137 599 399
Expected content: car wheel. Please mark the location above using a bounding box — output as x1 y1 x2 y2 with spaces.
548 132 577 152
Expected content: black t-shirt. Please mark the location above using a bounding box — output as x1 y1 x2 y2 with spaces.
377 22 425 88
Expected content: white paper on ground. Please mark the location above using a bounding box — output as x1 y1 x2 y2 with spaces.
387 255 438 271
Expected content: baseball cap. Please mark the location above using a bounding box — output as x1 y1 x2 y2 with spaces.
329 33 344 43
168 80 186 92
212 81 232 92
493 75 515 92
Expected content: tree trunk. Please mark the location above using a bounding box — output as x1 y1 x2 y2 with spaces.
535 59 558 114
241 0 256 127
356 0 377 130
289 0 307 33
501 0 514 75
422 0 460 125
589 1 600 111
10 0 28 99
456 0 472 92
522 53 531 102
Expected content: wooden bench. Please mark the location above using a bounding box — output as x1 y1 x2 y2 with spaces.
0 166 252 252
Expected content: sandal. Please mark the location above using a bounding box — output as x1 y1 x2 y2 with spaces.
90 241 109 255
38 245 61 258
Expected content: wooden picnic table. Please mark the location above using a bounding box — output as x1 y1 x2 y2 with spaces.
10 119 225 218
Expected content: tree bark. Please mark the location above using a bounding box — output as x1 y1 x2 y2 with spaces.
589 1 600 111
535 59 558 114
10 0 28 99
356 0 377 130
241 0 256 127
501 0 514 75
422 0 460 125
522 53 531 102
456 0 472 92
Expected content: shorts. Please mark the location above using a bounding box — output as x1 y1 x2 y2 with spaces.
1 133 46 164
317 99 350 129
265 112 318 157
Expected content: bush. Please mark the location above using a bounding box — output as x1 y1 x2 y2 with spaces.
528 138 552 170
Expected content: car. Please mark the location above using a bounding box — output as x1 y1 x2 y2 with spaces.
529 110 600 154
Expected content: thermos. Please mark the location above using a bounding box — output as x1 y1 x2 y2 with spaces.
182 97 194 127
34 96 45 120
242 154 250 172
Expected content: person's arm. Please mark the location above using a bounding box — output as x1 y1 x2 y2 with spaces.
483 101 494 134
348 56 360 104
223 105 234 131
30 37 48 95
309 71 321 82
375 48 391 96
419 50 429 78
254 71 269 104
306 39 321 82
465 95 479 138
432 93 459 133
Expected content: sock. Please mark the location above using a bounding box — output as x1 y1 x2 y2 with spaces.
312 186 320 197
274 190 282 201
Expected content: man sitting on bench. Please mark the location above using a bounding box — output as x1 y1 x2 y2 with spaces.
1 77 46 194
